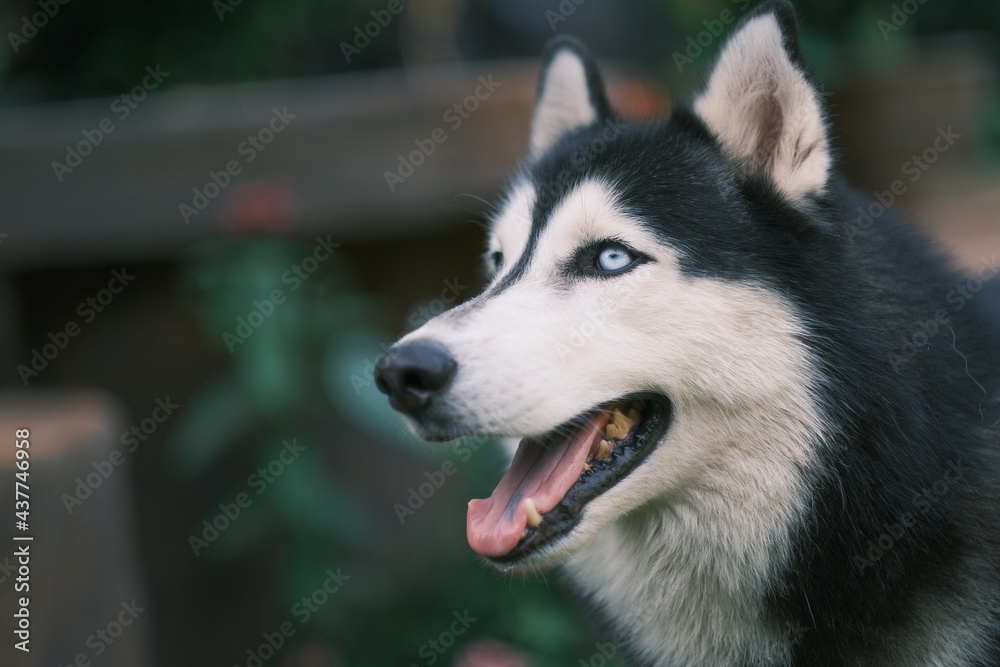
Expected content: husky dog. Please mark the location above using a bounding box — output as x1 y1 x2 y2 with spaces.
375 2 1000 664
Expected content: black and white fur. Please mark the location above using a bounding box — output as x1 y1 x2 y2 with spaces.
380 2 1000 664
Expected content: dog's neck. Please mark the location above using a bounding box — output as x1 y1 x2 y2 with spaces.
566 515 791 665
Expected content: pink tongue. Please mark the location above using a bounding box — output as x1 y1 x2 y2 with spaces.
466 412 611 558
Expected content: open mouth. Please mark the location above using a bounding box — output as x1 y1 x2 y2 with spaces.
467 393 672 564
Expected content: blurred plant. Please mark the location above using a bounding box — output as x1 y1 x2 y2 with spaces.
169 237 378 591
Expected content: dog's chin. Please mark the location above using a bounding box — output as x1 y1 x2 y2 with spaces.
462 392 673 571
400 411 478 443
482 517 607 573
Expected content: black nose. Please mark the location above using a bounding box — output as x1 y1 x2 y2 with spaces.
374 340 457 416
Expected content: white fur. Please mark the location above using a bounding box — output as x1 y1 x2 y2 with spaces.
529 50 598 159
400 179 825 664
693 14 830 202
487 182 534 280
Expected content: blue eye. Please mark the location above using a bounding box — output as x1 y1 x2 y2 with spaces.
597 245 634 272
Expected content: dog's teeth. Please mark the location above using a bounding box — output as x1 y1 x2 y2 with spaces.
524 498 542 528
582 462 591 472
628 406 642 423
605 422 624 439
596 439 613 459
612 408 634 435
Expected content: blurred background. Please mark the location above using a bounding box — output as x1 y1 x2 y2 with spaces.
0 1 998 665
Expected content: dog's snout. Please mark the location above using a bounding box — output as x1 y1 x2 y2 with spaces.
374 340 457 416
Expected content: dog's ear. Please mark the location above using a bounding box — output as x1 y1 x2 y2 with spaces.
529 36 612 159
693 1 830 201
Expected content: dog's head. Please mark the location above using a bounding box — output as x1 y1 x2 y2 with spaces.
377 1 831 570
